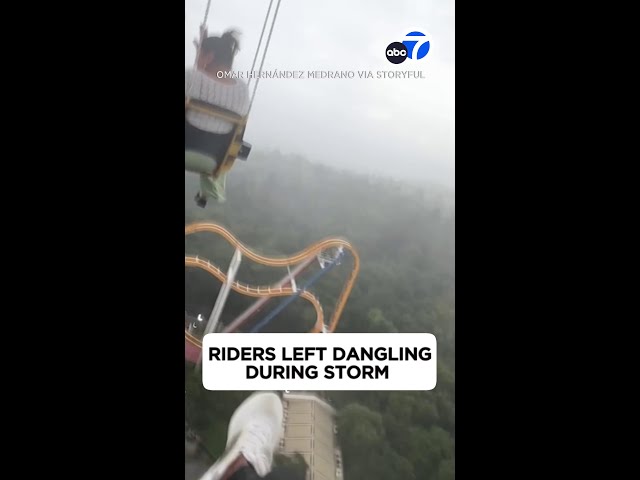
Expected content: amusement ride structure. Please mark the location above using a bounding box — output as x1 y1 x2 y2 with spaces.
185 221 360 364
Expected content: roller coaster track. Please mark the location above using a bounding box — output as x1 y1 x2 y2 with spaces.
185 221 360 343
184 255 325 338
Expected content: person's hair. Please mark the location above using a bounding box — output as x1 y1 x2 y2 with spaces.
201 30 241 68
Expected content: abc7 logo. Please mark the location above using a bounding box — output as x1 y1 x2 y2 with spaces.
386 32 430 64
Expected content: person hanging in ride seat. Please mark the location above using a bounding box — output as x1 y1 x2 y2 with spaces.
185 29 250 207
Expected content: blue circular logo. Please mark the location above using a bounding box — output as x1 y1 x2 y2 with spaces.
401 31 430 60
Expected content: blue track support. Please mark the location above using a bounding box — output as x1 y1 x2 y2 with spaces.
250 251 345 333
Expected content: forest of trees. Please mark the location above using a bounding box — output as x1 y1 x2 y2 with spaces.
185 151 455 480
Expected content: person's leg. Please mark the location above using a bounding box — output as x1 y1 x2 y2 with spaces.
199 392 284 480
198 171 226 204
226 463 260 480
185 150 217 175
185 121 233 206
184 150 224 207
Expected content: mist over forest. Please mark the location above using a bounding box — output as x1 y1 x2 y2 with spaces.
185 150 455 480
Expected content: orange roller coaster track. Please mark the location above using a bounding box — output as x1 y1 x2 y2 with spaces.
185 221 360 342
185 256 325 335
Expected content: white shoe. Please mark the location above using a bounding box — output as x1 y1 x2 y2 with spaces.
199 392 284 480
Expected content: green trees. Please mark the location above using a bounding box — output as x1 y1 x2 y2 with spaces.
337 403 385 456
185 150 455 478
336 398 454 479
336 403 416 480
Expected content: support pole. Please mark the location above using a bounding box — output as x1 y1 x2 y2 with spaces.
196 248 242 368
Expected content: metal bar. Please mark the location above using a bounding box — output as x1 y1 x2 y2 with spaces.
223 257 315 333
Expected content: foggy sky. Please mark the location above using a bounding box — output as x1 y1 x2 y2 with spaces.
185 0 455 189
